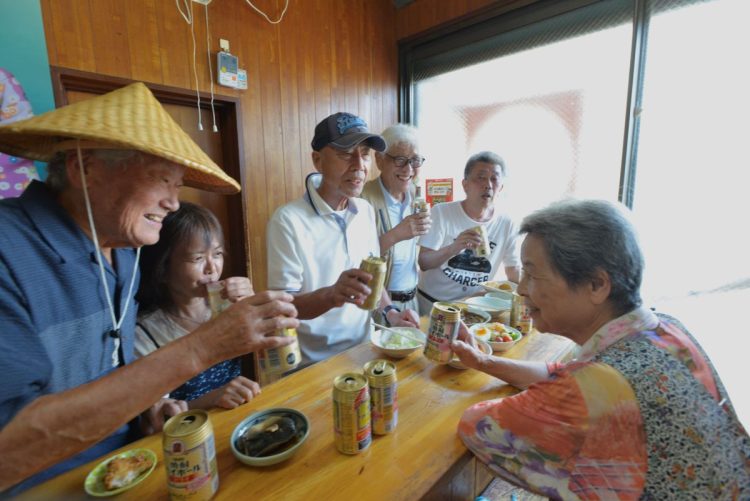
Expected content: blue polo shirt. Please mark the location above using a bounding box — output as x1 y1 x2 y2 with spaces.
0 181 140 494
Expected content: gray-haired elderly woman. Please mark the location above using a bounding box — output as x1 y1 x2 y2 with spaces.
452 199 749 500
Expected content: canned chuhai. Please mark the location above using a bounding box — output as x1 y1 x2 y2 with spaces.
474 225 491 257
510 292 533 335
359 255 386 311
332 373 372 454
163 410 219 500
363 359 398 435
423 302 462 364
259 328 301 375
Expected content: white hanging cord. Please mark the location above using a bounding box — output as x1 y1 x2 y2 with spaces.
204 2 218 132
244 0 289 24
76 143 141 368
176 0 204 131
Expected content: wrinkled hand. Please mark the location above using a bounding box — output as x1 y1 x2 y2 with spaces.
450 228 483 255
393 212 432 241
221 277 254 303
451 339 487 371
195 290 299 365
328 268 373 308
386 308 420 328
456 320 476 347
140 397 188 435
210 376 261 409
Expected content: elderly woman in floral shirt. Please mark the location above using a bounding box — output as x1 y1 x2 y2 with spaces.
452 199 749 500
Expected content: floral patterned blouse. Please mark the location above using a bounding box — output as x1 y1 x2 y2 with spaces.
458 307 750 500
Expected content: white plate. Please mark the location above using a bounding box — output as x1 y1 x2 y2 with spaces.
464 296 511 314
479 280 517 294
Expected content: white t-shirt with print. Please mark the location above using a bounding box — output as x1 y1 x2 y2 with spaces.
418 201 520 302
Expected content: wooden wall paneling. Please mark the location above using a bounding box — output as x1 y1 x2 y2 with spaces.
87 0 132 79
40 0 58 67
313 0 333 123
124 0 163 85
235 6 272 291
154 0 193 89
42 0 96 72
295 0 318 184
277 3 304 203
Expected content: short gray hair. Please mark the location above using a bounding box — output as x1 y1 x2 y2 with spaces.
520 199 643 316
464 151 506 179
379 123 420 153
45 149 144 192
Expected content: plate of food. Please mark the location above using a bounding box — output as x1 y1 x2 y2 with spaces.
447 303 491 327
470 322 523 352
371 327 426 358
480 280 517 294
84 448 157 497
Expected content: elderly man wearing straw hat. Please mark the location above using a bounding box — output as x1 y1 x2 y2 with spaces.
0 83 298 494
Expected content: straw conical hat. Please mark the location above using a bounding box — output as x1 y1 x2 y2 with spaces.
0 82 240 194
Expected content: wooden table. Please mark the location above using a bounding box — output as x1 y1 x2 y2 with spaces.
21 330 574 501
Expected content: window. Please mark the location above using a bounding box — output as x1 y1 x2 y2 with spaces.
401 0 750 427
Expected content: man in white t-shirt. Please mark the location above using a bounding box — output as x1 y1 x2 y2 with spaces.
267 113 419 366
417 151 521 312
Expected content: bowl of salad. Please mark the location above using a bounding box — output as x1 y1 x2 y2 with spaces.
371 327 426 358
470 322 522 352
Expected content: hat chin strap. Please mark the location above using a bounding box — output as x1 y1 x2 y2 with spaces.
76 141 141 368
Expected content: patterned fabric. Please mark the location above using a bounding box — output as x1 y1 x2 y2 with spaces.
170 359 241 402
0 69 38 199
458 307 750 500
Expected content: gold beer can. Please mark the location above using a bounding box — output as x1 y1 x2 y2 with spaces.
363 359 398 435
163 410 219 500
474 225 491 257
359 255 386 311
510 292 533 335
332 373 372 454
423 302 462 364
259 328 301 375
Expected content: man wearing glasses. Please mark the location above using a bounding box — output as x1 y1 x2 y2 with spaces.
361 124 431 321
267 113 419 368
417 151 521 313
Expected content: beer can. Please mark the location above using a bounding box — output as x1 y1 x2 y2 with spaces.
510 292 533 335
163 410 219 500
363 359 398 435
412 198 430 215
359 255 386 311
332 373 372 454
423 302 462 364
259 328 301 375
474 225 491 257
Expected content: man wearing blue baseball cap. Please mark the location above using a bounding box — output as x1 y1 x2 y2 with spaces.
267 112 420 367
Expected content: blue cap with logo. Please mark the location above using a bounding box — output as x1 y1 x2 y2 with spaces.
311 112 386 152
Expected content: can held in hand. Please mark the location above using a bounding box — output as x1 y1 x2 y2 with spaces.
423 302 462 364
474 225 491 257
205 282 230 319
163 410 219 500
510 292 533 335
259 328 301 375
359 255 386 311
363 359 398 435
332 373 372 454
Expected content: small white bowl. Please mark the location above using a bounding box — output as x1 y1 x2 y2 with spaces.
486 290 514 302
371 327 426 358
449 339 492 369
464 295 511 315
470 322 522 352
231 408 310 467
480 280 517 294
454 304 491 326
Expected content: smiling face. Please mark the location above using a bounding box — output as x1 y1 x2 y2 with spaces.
462 162 503 209
80 153 185 248
517 234 598 340
312 144 371 210
166 232 224 300
375 141 421 200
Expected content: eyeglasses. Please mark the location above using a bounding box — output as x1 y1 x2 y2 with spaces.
385 153 425 168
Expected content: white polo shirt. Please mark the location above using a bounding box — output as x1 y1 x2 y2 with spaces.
266 173 380 365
